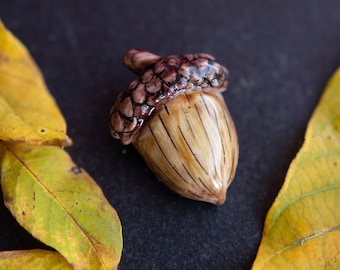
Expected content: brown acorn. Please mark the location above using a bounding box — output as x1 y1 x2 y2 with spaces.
110 49 238 205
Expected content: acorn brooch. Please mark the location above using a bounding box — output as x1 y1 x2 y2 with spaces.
110 49 238 205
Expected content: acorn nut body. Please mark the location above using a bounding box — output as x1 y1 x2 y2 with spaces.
110 49 238 205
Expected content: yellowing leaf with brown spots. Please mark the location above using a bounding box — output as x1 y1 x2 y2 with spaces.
0 142 123 270
0 249 72 270
0 21 71 147
252 68 340 269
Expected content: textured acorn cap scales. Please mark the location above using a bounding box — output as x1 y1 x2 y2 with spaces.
110 49 238 205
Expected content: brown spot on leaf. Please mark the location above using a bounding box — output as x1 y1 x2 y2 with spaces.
3 193 13 205
0 53 10 64
70 166 82 175
333 116 340 135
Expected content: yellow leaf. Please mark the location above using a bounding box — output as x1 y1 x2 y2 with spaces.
0 249 72 270
0 142 123 270
252 68 340 269
0 21 72 147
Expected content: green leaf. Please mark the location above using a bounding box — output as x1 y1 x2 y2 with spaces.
252 68 340 269
0 249 72 270
0 21 72 147
0 142 122 270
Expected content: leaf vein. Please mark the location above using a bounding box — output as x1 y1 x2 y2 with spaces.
3 144 107 268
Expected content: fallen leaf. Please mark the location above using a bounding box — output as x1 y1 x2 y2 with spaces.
0 142 122 270
252 68 340 269
0 249 72 270
0 21 72 147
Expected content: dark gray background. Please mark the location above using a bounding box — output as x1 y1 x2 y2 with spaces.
1 1 340 269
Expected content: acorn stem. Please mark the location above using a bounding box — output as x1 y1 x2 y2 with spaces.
123 49 161 74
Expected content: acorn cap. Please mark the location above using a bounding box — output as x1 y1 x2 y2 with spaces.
110 50 229 145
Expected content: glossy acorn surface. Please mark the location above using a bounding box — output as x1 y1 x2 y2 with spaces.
110 49 238 205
